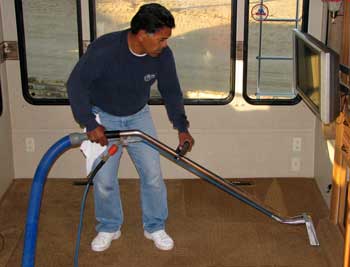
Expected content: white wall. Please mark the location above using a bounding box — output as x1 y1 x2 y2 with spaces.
1 0 321 182
314 120 334 206
0 1 15 198
0 65 14 198
308 0 335 206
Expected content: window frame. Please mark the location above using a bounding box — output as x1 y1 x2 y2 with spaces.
14 0 83 105
16 0 237 106
242 0 310 105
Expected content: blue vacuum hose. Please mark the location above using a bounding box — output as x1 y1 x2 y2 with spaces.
22 135 73 267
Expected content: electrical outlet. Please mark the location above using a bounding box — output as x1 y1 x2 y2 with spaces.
326 184 332 193
25 137 35 152
292 137 302 152
291 157 301 172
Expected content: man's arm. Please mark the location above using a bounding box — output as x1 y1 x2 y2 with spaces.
67 45 108 146
67 48 99 131
157 48 194 151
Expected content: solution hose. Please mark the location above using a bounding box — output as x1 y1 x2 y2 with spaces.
22 135 80 267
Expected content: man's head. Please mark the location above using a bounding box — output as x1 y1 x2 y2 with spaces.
130 3 175 57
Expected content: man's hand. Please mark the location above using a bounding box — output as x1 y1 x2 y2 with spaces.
178 131 194 153
87 125 108 146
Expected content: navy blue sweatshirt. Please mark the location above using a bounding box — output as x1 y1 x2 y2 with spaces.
67 29 189 132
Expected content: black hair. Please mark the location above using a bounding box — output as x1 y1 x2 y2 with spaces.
130 3 175 34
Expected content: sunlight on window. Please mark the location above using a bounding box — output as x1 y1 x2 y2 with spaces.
96 0 232 100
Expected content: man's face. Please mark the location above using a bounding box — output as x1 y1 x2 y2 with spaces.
140 27 172 57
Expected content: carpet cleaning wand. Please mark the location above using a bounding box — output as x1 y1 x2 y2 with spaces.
74 144 118 267
22 131 319 267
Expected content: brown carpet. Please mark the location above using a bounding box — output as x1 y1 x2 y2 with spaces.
0 178 344 267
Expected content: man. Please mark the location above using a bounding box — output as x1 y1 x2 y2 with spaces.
67 3 194 252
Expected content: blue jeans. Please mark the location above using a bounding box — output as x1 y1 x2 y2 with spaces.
91 105 168 233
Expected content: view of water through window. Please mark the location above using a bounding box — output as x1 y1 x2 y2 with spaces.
22 0 79 99
22 0 231 100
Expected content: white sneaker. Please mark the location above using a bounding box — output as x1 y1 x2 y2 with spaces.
91 230 121 252
144 230 174 250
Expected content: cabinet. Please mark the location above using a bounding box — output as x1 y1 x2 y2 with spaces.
331 109 350 267
330 2 350 266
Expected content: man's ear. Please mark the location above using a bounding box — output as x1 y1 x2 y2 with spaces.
137 30 148 41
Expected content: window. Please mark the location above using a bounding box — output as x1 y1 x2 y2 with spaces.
95 0 235 104
15 0 81 104
16 0 236 104
243 0 308 104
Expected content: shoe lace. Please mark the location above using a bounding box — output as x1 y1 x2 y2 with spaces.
98 233 111 243
156 231 170 241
